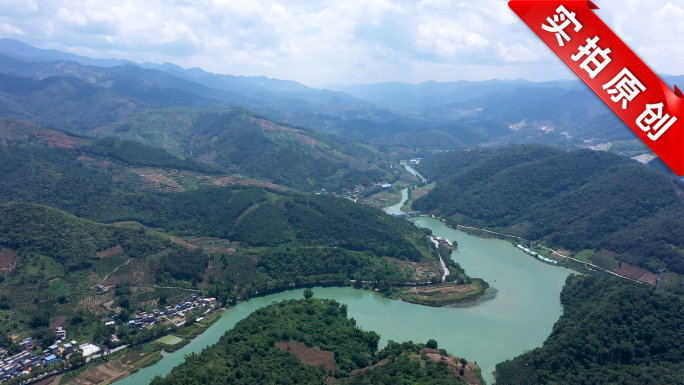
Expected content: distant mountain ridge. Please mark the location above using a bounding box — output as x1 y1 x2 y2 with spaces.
0 39 362 108
0 38 138 67
1 38 681 160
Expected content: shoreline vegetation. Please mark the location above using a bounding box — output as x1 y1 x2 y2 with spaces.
6 173 491 385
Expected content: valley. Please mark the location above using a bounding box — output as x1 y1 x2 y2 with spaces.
0 35 682 385
113 219 574 385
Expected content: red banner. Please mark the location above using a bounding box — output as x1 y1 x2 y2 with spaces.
509 0 684 175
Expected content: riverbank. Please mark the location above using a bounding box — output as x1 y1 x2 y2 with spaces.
58 348 162 385
447 221 649 285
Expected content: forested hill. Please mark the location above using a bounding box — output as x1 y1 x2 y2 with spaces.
413 145 684 274
0 202 172 271
176 109 392 190
0 141 433 262
495 275 684 385
1 109 392 191
151 298 482 385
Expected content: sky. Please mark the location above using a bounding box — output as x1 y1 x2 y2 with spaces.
0 0 682 87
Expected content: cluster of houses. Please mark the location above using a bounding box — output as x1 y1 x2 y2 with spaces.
317 188 362 202
128 295 217 329
0 295 221 382
517 245 558 264
409 158 422 165
0 339 81 380
342 188 361 202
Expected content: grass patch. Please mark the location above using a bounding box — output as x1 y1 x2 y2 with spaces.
92 253 129 277
156 335 184 345
574 249 595 262
46 279 72 297
590 250 621 271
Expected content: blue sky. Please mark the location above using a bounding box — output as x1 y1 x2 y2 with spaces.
0 0 682 86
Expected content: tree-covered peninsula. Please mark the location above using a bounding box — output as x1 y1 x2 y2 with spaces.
150 297 483 385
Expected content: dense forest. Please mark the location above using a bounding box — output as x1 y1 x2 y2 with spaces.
0 144 433 261
0 167 440 299
150 297 477 385
496 275 684 385
156 249 209 284
413 145 684 273
0 202 171 271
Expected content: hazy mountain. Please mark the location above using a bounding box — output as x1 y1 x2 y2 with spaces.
0 41 424 138
0 38 138 67
0 39 364 110
1 39 677 153
329 79 579 110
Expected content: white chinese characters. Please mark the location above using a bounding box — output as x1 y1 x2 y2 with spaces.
571 36 611 78
636 103 678 141
541 5 583 46
602 68 646 109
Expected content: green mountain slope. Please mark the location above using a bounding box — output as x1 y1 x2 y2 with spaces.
0 131 440 280
151 298 480 385
495 275 684 385
89 106 394 190
413 145 684 273
0 202 171 272
174 109 392 190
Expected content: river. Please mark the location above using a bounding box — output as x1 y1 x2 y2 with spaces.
116 199 572 385
383 188 408 215
400 160 428 184
383 161 426 216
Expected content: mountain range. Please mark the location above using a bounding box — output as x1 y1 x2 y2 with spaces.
1 37 679 162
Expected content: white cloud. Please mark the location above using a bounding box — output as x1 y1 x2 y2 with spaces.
0 0 680 85
497 41 544 62
0 23 26 36
416 19 490 57
600 0 684 76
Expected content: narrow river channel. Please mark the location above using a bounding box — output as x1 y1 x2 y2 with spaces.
116 188 572 385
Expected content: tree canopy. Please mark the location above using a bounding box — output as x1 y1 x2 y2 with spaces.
496 275 684 385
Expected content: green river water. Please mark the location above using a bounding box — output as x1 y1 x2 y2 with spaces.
115 185 572 384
